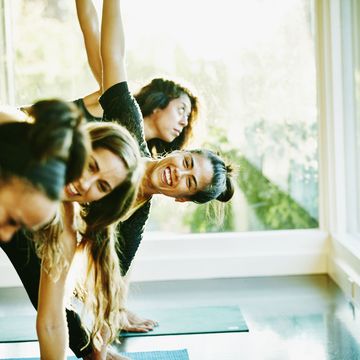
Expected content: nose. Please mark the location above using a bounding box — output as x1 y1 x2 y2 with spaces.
174 167 191 181
0 226 18 242
78 173 96 193
179 114 188 127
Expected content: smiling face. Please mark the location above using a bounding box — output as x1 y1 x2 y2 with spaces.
151 94 192 143
147 151 214 200
0 178 58 242
63 147 127 203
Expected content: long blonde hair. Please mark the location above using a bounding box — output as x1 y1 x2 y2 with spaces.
35 121 143 350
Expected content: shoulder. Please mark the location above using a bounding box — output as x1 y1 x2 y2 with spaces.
99 82 130 109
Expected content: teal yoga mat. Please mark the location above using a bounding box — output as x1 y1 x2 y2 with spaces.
0 314 37 343
1 349 189 360
0 305 247 343
121 305 248 337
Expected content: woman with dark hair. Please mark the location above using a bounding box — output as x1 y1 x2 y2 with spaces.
74 0 199 156
0 99 89 242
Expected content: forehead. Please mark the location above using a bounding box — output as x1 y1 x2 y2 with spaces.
171 94 192 109
191 152 214 189
92 147 127 187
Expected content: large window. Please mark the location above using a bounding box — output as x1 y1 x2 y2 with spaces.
4 0 318 234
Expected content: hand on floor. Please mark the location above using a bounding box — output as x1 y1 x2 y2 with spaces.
122 309 158 333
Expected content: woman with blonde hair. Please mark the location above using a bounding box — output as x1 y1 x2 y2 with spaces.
1 107 142 359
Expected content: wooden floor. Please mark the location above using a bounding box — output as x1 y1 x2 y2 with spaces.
0 275 360 359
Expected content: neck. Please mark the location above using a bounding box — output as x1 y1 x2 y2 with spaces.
143 115 157 141
138 158 159 201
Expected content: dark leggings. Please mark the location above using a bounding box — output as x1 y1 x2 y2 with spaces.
0 231 92 358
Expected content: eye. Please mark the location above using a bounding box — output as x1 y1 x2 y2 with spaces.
187 178 191 190
97 180 110 193
183 157 189 168
8 218 18 227
178 106 185 115
88 160 96 173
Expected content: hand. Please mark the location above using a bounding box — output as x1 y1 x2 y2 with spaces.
122 309 158 333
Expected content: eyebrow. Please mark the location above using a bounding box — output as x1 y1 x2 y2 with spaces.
92 155 113 192
92 155 100 172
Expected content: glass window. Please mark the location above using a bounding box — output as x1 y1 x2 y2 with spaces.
7 0 318 233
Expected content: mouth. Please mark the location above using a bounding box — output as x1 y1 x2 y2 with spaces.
173 129 181 136
66 183 81 197
162 167 173 186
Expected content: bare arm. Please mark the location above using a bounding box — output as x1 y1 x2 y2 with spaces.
101 0 126 92
0 106 27 123
36 204 77 360
76 0 102 88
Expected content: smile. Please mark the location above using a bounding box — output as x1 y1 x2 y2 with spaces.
162 167 172 186
66 183 80 196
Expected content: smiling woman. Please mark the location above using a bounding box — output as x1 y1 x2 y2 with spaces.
0 99 89 242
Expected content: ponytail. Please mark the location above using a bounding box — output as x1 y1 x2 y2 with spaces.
28 100 90 184
0 99 90 200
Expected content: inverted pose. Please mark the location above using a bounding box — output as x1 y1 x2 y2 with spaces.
0 107 142 359
74 0 199 156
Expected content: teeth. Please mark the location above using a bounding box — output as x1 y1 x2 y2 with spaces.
69 183 79 195
165 168 172 185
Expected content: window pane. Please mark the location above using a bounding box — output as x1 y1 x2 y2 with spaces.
9 0 318 233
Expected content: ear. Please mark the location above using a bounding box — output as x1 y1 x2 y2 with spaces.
175 197 190 203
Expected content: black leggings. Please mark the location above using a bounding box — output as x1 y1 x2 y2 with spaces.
1 231 92 358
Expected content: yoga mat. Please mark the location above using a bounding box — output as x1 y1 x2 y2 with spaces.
0 305 247 342
1 349 189 360
121 305 248 337
0 314 37 343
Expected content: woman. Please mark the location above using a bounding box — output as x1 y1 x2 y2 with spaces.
74 0 199 156
79 0 234 357
0 99 89 242
34 119 142 360
1 106 142 359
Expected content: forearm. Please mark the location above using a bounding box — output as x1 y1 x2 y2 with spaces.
76 0 102 86
37 268 68 360
101 0 126 91
37 312 68 360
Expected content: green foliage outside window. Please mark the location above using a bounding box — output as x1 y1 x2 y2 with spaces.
184 127 318 232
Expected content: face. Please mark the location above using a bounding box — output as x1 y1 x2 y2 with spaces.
0 178 58 242
148 151 214 200
63 147 127 203
152 94 192 143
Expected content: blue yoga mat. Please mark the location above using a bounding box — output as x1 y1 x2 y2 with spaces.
121 305 248 337
1 349 189 360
